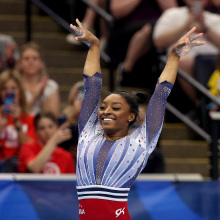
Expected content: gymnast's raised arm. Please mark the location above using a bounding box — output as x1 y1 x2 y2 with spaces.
70 18 101 76
70 19 102 134
158 26 205 84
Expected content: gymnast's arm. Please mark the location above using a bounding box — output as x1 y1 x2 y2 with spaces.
70 19 102 133
70 18 101 76
144 27 205 147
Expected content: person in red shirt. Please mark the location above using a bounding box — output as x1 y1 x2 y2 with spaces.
18 112 75 174
0 69 36 172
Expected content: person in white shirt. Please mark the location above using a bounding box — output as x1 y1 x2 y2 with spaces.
18 42 60 117
153 0 220 105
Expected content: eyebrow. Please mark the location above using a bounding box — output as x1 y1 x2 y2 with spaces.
102 102 123 106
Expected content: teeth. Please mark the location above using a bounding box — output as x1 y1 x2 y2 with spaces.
103 118 113 121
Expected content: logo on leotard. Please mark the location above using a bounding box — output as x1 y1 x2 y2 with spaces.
79 204 85 215
115 207 125 218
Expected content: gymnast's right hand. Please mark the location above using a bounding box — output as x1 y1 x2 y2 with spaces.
70 18 99 46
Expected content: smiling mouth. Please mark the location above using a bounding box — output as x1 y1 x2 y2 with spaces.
102 118 114 121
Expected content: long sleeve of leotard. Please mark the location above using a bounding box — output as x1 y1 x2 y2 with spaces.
78 72 102 135
145 81 173 148
131 81 173 155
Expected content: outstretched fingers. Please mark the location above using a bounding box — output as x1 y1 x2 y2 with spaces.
69 18 99 46
70 24 81 35
189 32 203 42
70 19 84 41
172 26 206 57
185 26 197 38
184 27 206 48
189 32 206 47
76 18 84 29
70 24 77 31
191 40 206 47
70 19 83 30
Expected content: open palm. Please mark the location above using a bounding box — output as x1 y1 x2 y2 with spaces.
172 27 206 57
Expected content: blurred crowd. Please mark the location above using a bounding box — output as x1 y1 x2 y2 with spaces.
0 0 220 174
0 40 81 174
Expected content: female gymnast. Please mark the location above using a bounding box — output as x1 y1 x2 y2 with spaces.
71 19 205 220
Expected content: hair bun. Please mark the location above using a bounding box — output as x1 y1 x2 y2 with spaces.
135 92 149 105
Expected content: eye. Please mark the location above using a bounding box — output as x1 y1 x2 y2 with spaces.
113 107 120 111
49 124 55 129
38 126 45 131
99 106 105 110
33 56 40 61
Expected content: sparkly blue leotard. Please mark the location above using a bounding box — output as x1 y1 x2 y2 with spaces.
76 72 173 219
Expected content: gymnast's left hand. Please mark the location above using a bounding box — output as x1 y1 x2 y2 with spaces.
171 26 206 57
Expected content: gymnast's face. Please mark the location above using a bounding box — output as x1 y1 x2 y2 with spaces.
98 94 135 139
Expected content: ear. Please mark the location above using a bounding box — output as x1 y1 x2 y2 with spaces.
128 113 135 122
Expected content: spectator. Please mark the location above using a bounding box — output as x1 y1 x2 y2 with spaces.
0 69 37 172
153 0 220 110
108 0 178 87
207 54 220 111
58 81 84 161
61 81 84 125
18 112 75 174
0 34 18 73
17 42 60 117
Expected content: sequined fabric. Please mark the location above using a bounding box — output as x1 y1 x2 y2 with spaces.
77 72 173 188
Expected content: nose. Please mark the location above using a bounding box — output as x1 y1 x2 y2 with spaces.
43 127 52 135
103 111 110 116
103 106 111 115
